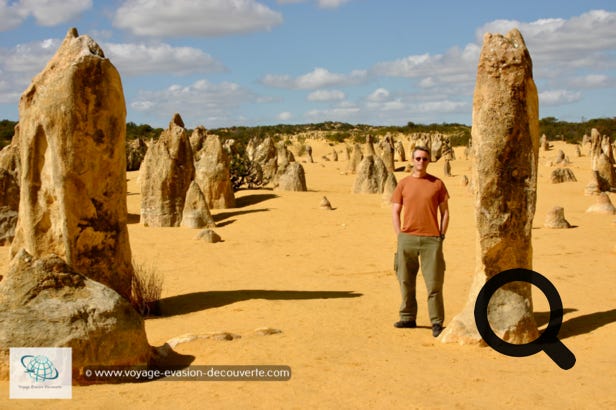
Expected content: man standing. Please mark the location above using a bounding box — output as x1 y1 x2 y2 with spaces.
391 146 449 337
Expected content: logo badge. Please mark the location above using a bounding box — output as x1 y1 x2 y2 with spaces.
10 347 72 399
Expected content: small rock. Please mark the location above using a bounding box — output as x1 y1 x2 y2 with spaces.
196 229 222 243
253 327 282 336
319 196 333 210
544 206 572 229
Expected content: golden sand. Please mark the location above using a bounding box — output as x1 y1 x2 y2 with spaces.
1 140 615 409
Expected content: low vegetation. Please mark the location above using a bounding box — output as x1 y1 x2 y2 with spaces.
130 260 164 317
1 117 614 151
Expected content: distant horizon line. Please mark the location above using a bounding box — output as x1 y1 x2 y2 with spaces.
3 116 615 130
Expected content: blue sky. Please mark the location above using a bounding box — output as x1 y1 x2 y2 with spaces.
1 0 615 129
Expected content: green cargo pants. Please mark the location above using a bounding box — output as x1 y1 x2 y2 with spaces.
395 233 445 325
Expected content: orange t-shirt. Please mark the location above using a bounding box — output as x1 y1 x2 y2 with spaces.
391 174 449 236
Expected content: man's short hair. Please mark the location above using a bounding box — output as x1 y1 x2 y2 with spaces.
413 146 431 161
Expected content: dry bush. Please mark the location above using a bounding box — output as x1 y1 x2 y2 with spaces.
130 260 164 317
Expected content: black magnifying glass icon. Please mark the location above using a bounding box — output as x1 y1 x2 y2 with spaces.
474 268 576 370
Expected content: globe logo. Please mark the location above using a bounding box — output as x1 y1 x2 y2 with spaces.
20 355 60 382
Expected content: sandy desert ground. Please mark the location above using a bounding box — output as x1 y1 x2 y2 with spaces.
0 139 615 409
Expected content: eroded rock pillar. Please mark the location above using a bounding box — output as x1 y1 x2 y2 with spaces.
441 29 540 344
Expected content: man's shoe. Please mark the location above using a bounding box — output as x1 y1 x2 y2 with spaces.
394 320 417 328
432 323 443 337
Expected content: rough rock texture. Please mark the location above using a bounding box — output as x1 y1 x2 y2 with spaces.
189 126 208 160
430 139 443 162
0 140 20 245
590 130 616 191
0 168 19 246
365 135 376 156
274 162 307 192
551 168 577 184
596 153 616 191
196 229 222 243
305 145 314 163
180 181 216 229
276 144 295 173
9 28 134 300
380 141 395 173
585 192 616 214
140 114 195 227
347 143 363 174
250 137 277 184
352 155 388 194
395 141 406 162
194 134 235 209
554 149 566 164
0 250 151 383
584 170 606 195
540 134 549 151
443 159 452 177
460 175 469 187
441 29 540 345
544 206 572 228
319 196 333 210
442 140 454 161
575 145 582 157
331 147 338 162
381 172 398 204
126 138 148 171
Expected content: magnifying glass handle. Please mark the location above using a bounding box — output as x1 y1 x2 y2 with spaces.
542 339 576 370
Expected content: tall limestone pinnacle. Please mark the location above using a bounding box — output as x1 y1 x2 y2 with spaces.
0 27 153 383
441 29 540 344
9 27 134 301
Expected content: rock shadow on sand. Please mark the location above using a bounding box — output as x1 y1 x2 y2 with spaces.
533 308 616 339
558 308 616 340
156 289 362 317
212 208 270 227
235 192 278 207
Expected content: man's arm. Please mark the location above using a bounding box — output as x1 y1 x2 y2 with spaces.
392 202 402 235
439 198 449 238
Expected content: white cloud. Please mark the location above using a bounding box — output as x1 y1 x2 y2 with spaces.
476 10 616 70
381 99 405 112
416 100 467 113
370 45 480 118
0 78 21 103
262 67 368 89
307 89 345 101
418 77 435 88
569 74 610 88
368 9 616 119
372 43 479 83
0 38 59 101
0 0 26 31
276 0 350 8
0 37 228 107
278 111 292 121
1 38 58 73
539 89 581 105
366 88 389 102
0 0 92 30
317 0 350 8
104 42 226 76
114 0 283 37
130 79 257 127
305 104 360 121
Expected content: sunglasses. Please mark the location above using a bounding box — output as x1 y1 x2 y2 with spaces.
414 157 429 162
